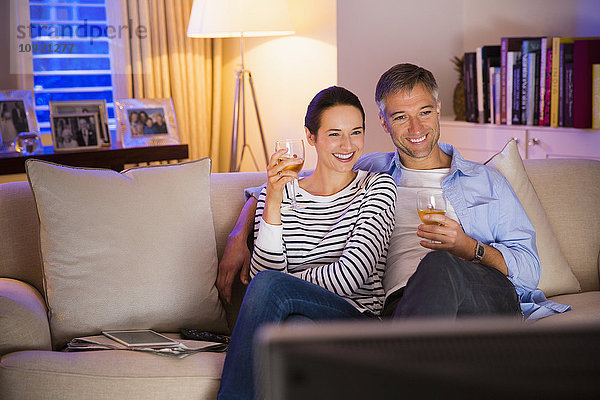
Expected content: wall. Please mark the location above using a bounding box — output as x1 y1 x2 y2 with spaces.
218 0 337 172
0 0 25 183
337 0 600 154
0 0 20 91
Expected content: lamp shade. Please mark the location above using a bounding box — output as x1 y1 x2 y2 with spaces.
187 0 295 38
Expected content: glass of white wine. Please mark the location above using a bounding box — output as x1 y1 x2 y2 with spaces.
416 189 447 227
275 139 305 210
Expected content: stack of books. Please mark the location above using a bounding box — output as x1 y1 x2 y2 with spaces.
463 37 600 129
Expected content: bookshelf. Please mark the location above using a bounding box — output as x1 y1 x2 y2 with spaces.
440 120 600 163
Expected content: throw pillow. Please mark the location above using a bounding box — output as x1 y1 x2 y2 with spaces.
26 158 227 348
485 140 581 296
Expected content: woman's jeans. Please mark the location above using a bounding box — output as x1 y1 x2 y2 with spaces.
217 270 370 400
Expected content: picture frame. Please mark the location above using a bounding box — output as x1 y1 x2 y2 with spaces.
0 90 38 151
50 100 110 146
115 98 179 148
50 113 101 152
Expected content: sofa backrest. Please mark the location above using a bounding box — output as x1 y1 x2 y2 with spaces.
524 158 600 292
1 160 598 307
0 182 44 293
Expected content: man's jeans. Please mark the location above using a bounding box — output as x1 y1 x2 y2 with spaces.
385 251 522 318
217 270 370 400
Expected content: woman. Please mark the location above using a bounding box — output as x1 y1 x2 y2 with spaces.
218 86 397 400
0 103 18 147
129 111 143 136
58 119 78 149
143 117 155 135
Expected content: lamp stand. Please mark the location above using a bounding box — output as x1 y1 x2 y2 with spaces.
230 34 269 172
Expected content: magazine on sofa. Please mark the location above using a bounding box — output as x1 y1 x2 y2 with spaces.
66 332 227 359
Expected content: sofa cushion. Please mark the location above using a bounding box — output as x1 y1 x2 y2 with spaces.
0 278 52 356
537 291 600 324
25 159 227 349
0 349 225 400
485 140 581 297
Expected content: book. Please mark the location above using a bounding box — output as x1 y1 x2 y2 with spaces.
489 67 495 124
493 67 501 124
560 43 574 127
506 51 515 125
551 38 572 127
551 37 600 127
476 45 501 123
542 48 553 126
512 59 522 124
521 50 529 125
500 37 535 124
573 39 600 128
538 37 549 126
565 59 574 127
526 52 537 125
464 52 478 122
593 64 600 130
522 38 542 125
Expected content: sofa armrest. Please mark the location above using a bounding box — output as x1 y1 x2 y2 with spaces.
0 278 52 356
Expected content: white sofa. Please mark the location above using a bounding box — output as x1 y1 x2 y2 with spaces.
1 157 599 399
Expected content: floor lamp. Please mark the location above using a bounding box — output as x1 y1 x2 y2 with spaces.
187 0 295 172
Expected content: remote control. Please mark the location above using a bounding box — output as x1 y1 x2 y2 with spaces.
180 329 230 344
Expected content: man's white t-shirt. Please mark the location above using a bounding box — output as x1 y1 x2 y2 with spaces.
383 163 458 298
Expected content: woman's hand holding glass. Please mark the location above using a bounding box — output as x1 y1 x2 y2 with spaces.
262 147 304 225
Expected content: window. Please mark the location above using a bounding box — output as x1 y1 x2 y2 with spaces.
26 0 116 138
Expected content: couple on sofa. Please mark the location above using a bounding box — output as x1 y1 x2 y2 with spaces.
217 63 568 399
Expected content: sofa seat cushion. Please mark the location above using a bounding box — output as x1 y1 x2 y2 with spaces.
536 292 600 324
0 349 225 400
0 278 51 356
26 159 227 349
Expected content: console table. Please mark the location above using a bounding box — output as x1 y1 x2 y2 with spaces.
0 144 189 175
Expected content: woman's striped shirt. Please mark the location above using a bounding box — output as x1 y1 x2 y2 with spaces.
250 170 397 316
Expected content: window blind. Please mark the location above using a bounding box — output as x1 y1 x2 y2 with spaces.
28 0 115 136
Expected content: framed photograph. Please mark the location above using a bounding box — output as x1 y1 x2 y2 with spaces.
0 90 38 151
115 98 179 148
50 113 101 152
50 100 110 146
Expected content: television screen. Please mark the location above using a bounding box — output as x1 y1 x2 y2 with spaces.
256 317 600 400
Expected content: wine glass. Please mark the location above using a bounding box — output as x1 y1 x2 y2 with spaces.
275 139 305 210
416 190 447 225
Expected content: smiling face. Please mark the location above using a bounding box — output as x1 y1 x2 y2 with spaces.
378 83 444 169
307 105 364 174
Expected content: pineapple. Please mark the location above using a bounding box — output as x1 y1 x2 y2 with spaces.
452 55 466 121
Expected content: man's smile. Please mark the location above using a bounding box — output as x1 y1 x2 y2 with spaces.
407 134 427 144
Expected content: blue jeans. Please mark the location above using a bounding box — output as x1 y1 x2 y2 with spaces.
217 270 369 400
386 251 522 318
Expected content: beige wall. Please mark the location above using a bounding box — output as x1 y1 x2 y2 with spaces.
218 0 337 172
0 0 20 90
337 0 600 154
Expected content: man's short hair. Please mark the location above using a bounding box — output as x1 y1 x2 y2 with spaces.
375 63 439 113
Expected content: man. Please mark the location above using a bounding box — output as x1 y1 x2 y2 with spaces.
76 117 98 147
152 113 168 134
218 63 567 320
12 102 29 134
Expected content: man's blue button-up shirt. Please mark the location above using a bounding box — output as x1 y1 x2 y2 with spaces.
354 143 570 320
